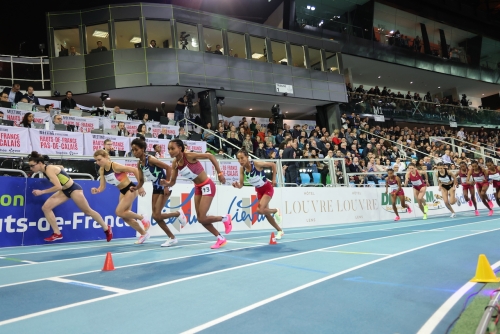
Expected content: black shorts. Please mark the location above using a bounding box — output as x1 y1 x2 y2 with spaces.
120 182 135 195
62 182 83 198
153 187 171 195
441 183 453 191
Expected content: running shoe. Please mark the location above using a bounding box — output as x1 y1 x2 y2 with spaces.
135 232 150 244
394 216 400 221
475 210 480 216
105 225 113 242
423 214 427 220
468 200 473 207
161 238 178 247
407 206 412 214
141 219 151 232
450 213 456 218
177 209 187 228
276 230 284 239
489 210 494 216
274 209 282 225
423 205 428 214
223 214 232 234
211 238 227 249
44 233 63 242
489 200 494 209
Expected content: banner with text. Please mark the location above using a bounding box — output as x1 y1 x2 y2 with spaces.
0 126 31 154
217 161 241 185
83 133 131 156
61 115 100 132
150 124 180 138
102 119 143 135
183 140 206 153
0 107 50 126
29 128 84 156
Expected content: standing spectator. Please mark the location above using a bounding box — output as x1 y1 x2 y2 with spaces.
3 84 24 103
149 40 158 48
61 91 78 110
267 117 276 135
265 130 276 146
141 113 149 124
23 86 40 105
249 118 257 132
213 45 223 55
282 139 298 186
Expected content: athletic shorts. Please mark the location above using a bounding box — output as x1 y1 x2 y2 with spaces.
462 184 473 192
120 182 135 195
194 178 216 197
413 184 425 191
493 180 500 189
256 181 274 200
441 183 453 191
475 182 489 190
152 186 171 195
62 182 82 198
390 189 404 197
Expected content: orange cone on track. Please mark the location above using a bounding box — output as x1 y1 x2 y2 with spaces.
269 232 277 245
102 252 115 271
470 254 500 283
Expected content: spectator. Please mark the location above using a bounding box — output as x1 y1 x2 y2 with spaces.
242 134 253 152
0 110 3 119
92 41 108 53
20 112 34 128
141 113 149 124
227 132 241 156
149 40 158 48
103 139 120 157
255 142 267 159
213 45 223 55
0 92 10 106
174 94 197 126
114 106 125 115
177 127 189 140
23 86 40 105
69 46 80 56
267 117 276 135
3 84 24 103
249 118 257 132
61 91 79 110
282 139 298 186
136 124 147 137
153 144 164 158
117 122 129 137
158 127 169 139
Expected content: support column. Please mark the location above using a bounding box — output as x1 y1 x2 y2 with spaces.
316 103 341 134
343 67 353 85
198 90 218 128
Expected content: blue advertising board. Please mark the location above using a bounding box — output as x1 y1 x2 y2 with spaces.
0 177 137 247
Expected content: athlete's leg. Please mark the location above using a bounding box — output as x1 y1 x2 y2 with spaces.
152 193 176 239
469 188 478 210
70 190 109 231
196 195 224 237
414 188 425 213
41 191 69 234
391 193 399 217
116 192 147 235
441 188 454 214
259 195 282 232
448 186 457 205
479 185 490 208
496 188 500 207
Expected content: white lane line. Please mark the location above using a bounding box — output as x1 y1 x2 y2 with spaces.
1 226 500 328
228 241 267 245
180 227 500 334
318 250 392 256
416 260 500 334
46 277 129 294
0 257 37 265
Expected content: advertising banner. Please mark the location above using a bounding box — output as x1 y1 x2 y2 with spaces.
0 107 50 126
29 128 84 156
83 133 131 156
102 119 142 135
150 124 179 138
0 126 31 154
0 177 136 247
145 138 170 157
216 161 241 185
183 140 206 153
61 115 100 132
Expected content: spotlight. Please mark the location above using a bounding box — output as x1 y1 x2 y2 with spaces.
311 6 315 10
100 93 109 101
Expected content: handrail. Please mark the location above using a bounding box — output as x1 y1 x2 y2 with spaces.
67 173 94 180
205 141 234 159
0 168 27 178
183 118 259 160
348 91 468 110
430 137 498 165
475 290 500 334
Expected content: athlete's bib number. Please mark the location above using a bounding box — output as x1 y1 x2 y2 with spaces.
201 185 211 195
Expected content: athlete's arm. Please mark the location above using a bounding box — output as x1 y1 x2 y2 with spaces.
132 161 146 192
403 172 410 187
396 176 402 192
421 170 429 185
161 160 178 187
92 167 106 194
254 160 277 186
385 177 389 194
232 166 244 189
467 168 474 185
187 152 226 184
37 165 64 195
112 162 141 186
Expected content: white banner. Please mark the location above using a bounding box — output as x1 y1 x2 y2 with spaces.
0 126 31 154
61 115 100 133
218 161 241 185
183 140 206 153
83 133 131 156
102 119 143 135
29 128 84 156
0 107 50 126
374 115 385 122
145 138 170 157
150 124 179 138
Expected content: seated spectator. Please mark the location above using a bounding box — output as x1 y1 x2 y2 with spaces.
117 122 129 137
136 124 147 137
103 139 120 157
114 106 125 115
61 91 79 110
68 46 80 56
141 113 149 124
19 98 29 103
3 84 24 103
153 144 164 158
91 41 108 53
0 110 3 119
20 112 34 128
265 141 277 157
149 40 158 48
255 142 267 159
177 127 189 140
203 123 216 145
242 134 253 152
23 86 40 105
227 132 241 156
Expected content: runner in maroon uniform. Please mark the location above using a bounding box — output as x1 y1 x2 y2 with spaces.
385 168 412 221
486 159 500 209
468 160 492 216
457 162 477 213
404 163 429 219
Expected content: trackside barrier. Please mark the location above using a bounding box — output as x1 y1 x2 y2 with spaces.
2 176 497 247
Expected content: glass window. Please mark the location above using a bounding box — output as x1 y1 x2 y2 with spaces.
271 40 287 64
86 23 110 54
325 52 338 73
290 44 305 68
177 22 199 51
115 20 141 49
227 31 245 59
309 48 322 70
249 36 266 62
54 28 80 57
145 20 172 48
203 27 223 54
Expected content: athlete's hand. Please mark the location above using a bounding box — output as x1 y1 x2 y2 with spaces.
32 189 43 196
232 181 240 188
218 174 226 184
91 187 100 194
160 179 169 187
138 187 146 197
163 187 172 196
129 186 137 192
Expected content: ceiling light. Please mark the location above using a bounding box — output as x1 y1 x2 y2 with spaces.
311 6 315 10
286 111 289 113
93 30 109 38
390 30 394 34
106 98 110 100
410 82 413 84
249 108 253 110
378 76 381 78
130 37 141 43
279 58 288 63
438 86 440 88
252 53 264 59
307 5 311 9
482 94 485 95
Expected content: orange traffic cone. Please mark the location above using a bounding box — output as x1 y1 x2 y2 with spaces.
269 232 277 245
102 252 115 271
470 254 500 283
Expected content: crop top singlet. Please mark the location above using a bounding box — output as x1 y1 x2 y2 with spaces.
176 155 204 181
243 161 267 188
103 162 128 186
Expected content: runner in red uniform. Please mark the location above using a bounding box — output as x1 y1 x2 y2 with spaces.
404 163 429 219
457 162 477 213
468 160 492 216
385 168 412 221
486 159 500 209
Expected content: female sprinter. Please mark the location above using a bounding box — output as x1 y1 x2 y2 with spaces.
29 151 112 242
160 139 232 249
232 149 284 238
486 159 500 209
131 138 187 247
458 161 477 214
468 160 493 216
404 163 429 219
92 150 151 244
385 168 412 221
436 162 457 218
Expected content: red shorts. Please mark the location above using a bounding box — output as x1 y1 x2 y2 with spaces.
462 184 473 192
256 181 274 200
194 178 216 197
413 185 425 191
391 189 404 197
493 180 500 189
476 182 489 190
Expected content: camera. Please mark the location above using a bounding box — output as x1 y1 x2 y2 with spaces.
460 94 469 107
180 32 190 49
185 88 196 108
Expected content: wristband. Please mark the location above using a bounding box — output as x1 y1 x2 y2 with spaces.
218 172 223 176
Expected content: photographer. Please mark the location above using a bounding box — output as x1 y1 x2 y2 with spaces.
174 92 197 127
179 32 190 50
461 94 469 107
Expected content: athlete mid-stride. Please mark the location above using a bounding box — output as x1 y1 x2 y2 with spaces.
385 168 412 221
404 163 429 219
468 160 493 216
233 149 284 238
458 161 477 213
436 162 457 218
486 159 500 209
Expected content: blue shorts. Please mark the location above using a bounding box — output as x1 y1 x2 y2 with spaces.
153 186 171 195
62 182 83 198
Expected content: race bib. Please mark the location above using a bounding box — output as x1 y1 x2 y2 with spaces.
201 184 211 195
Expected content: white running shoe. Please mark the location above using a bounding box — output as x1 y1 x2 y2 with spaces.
450 213 456 218
135 232 150 244
276 230 284 240
177 209 187 228
161 238 178 247
274 209 282 225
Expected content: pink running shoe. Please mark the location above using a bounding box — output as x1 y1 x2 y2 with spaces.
468 200 473 207
489 201 494 209
394 216 400 221
407 206 412 214
475 210 480 216
142 219 151 231
489 210 494 216
211 238 227 249
223 214 232 234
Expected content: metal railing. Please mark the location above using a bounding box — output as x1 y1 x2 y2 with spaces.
430 136 498 164
0 55 50 90
277 158 347 187
0 168 27 178
475 290 500 334
345 169 459 187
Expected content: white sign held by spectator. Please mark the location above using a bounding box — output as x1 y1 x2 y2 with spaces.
374 115 385 122
83 133 131 156
275 83 293 94
29 128 84 156
61 115 100 132
0 126 31 153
